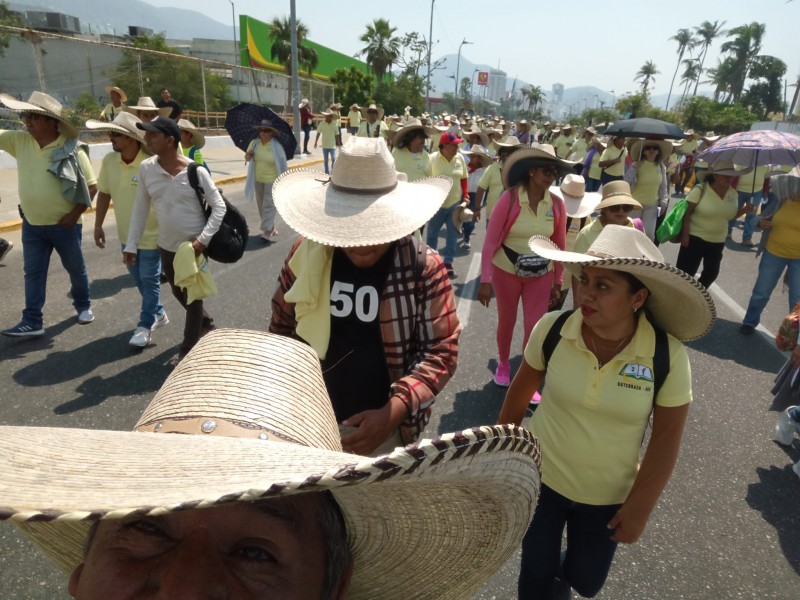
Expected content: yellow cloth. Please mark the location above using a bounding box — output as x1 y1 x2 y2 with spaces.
680 139 698 154
97 148 158 249
174 242 217 303
316 120 339 149
525 310 692 504
736 165 770 194
492 187 555 275
666 154 679 176
554 135 574 158
600 146 627 177
431 151 467 208
100 103 126 120
284 239 334 359
767 201 800 258
588 151 602 180
392 148 432 182
632 161 662 207
0 131 97 225
569 138 588 161
686 183 738 243
347 110 361 128
561 216 592 290
478 163 504 219
251 139 278 183
573 218 637 254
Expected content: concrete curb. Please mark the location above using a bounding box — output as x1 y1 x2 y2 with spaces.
0 159 323 234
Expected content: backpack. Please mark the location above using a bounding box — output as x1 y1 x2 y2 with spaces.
187 162 249 264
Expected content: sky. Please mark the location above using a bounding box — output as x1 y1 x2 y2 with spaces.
145 0 800 101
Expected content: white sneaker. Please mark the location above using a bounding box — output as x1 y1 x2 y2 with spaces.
129 327 152 348
793 461 800 481
774 406 799 446
151 311 169 331
77 309 94 324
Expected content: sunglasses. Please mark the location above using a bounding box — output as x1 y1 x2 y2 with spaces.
534 167 559 177
607 204 635 213
643 146 659 152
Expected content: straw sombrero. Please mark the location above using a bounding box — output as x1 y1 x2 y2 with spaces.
695 158 752 182
462 125 490 149
104 86 127 103
359 103 385 121
550 174 601 218
1 330 542 600
494 135 523 149
253 118 280 134
387 118 433 148
126 96 171 117
85 111 146 143
452 204 475 233
0 91 78 138
594 180 643 211
273 137 451 247
502 144 578 188
528 225 716 340
627 138 673 160
463 144 493 168
177 118 205 149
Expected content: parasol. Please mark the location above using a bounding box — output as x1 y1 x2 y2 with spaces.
603 117 685 140
225 103 297 159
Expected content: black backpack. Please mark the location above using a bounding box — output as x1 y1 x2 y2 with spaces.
187 162 249 263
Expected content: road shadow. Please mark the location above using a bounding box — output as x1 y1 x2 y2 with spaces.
685 317 784 373
89 273 134 300
244 234 274 251
746 464 800 575
0 317 76 358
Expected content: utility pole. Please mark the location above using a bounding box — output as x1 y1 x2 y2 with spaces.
229 0 240 102
290 0 301 156
425 0 435 113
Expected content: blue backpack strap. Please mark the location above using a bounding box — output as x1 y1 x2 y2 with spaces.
188 146 196 161
542 310 575 368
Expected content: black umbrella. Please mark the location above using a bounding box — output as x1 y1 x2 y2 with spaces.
603 117 684 140
225 103 298 159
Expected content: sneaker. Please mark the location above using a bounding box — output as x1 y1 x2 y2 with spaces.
77 309 94 324
160 272 168 284
0 239 13 261
129 326 152 348
1 322 44 337
774 406 799 446
793 461 800 480
260 231 272 242
444 263 456 278
463 239 471 249
151 311 169 331
741 238 755 247
739 324 755 335
530 391 542 405
493 361 511 387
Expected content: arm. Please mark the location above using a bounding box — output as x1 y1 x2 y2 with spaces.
314 130 321 148
658 163 668 207
93 191 112 248
608 403 689 543
123 173 152 263
679 200 697 247
498 359 544 426
460 177 469 201
623 162 638 187
475 186 487 218
268 238 303 338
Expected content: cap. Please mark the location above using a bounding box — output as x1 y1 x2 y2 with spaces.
438 132 464 146
136 116 181 143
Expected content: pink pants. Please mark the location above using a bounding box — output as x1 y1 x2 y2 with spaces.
492 264 553 363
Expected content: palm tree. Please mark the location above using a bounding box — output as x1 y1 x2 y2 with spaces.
680 58 702 102
720 22 767 103
528 85 545 113
692 19 726 96
704 57 737 102
359 18 401 90
634 61 660 96
666 29 696 110
268 16 318 76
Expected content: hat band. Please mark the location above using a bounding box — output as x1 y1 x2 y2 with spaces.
330 180 398 195
585 250 616 259
603 191 633 200
135 416 298 443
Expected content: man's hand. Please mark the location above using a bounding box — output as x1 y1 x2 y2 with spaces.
94 227 106 249
548 285 562 307
477 282 493 307
607 503 649 544
191 239 206 256
341 396 406 455
122 251 137 266
58 212 80 229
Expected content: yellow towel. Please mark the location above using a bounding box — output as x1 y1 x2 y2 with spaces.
284 239 333 359
174 241 217 303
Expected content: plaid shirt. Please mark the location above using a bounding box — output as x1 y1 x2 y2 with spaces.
270 236 461 443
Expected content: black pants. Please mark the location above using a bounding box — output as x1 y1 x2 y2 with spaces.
302 123 312 153
675 235 724 289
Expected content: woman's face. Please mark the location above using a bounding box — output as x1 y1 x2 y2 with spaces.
528 165 558 192
407 133 426 153
577 266 648 330
613 136 625 148
600 205 634 226
439 143 459 160
259 129 274 141
710 174 733 190
642 144 660 162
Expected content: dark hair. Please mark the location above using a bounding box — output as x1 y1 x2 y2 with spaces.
618 270 647 294
396 129 427 150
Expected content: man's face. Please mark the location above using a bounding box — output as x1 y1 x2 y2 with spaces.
68 495 337 599
161 90 171 101
341 243 392 268
180 130 193 147
110 91 122 105
143 131 172 156
138 110 157 123
366 110 378 123
21 112 58 140
109 132 137 154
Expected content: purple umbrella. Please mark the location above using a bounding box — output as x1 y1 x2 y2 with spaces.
696 130 800 169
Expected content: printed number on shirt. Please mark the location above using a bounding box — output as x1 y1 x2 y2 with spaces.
330 281 379 321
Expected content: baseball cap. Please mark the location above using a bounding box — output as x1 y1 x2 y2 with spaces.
438 132 464 146
136 116 181 143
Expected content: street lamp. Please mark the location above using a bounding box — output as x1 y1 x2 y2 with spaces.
609 89 616 106
593 94 599 109
229 0 240 101
471 67 479 102
454 38 472 100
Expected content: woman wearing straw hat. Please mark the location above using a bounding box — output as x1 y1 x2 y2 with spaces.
676 159 754 289
125 97 170 123
599 135 628 185
574 181 644 254
347 103 361 135
462 145 493 249
178 118 208 173
245 119 288 241
390 119 433 182
582 136 607 192
499 224 715 599
1 329 542 600
478 144 574 388
623 138 670 241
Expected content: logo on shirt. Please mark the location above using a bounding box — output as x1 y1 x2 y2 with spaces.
131 175 140 187
619 363 654 382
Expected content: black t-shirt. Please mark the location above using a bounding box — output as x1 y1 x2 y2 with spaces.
157 98 182 119
321 245 395 422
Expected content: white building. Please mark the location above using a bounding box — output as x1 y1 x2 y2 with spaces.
487 68 507 103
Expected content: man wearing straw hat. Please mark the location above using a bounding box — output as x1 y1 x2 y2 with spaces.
0 91 97 337
347 103 361 135
125 97 169 123
87 111 168 348
178 118 208 173
99 86 127 122
0 329 541 599
356 103 386 139
299 98 314 155
270 137 461 456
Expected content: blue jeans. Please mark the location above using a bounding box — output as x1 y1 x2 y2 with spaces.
21 219 90 328
426 203 459 264
123 246 164 329
742 250 800 328
322 147 336 174
302 123 312 153
586 177 601 192
519 484 621 599
462 192 477 241
729 191 762 239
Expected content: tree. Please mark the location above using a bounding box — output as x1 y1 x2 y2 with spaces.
677 96 757 134
268 16 318 76
0 1 24 57
375 73 425 116
720 22 766 103
634 61 660 96
740 55 787 118
359 18 400 90
693 20 726 96
329 66 374 110
616 92 650 118
666 28 696 110
704 58 736 102
680 58 702 102
459 77 472 105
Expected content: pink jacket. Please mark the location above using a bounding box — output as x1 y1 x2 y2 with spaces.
480 185 566 285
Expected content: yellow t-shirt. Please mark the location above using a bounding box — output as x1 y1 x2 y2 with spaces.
250 139 278 183
391 148 432 182
574 217 637 254
569 138 588 161
347 110 361 128
357 120 386 139
736 165 770 194
100 103 126 120
478 162 504 219
632 161 662 207
680 139 698 154
316 120 339 149
0 131 97 226
588 151 602 180
492 187 555 275
97 148 158 250
525 310 692 504
666 154 679 176
686 183 738 243
766 201 800 258
600 146 627 177
554 135 574 158
562 215 592 290
431 151 467 208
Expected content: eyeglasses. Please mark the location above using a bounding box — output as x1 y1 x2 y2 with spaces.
607 204 635 212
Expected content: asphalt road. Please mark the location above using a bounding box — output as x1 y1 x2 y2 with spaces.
0 185 798 599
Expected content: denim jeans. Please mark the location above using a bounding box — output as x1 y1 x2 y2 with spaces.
586 177 601 192
123 246 164 329
322 147 336 174
302 124 312 153
743 250 800 328
729 191 762 239
21 219 90 328
462 192 477 241
426 203 459 264
518 484 621 599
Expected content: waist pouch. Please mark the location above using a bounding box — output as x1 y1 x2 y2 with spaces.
503 245 550 278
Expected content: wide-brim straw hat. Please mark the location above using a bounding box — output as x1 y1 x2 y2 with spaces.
463 144 494 168
462 126 490 149
274 137 452 246
360 103 385 121
0 91 78 139
388 118 434 148
177 118 205 149
529 225 716 340
702 130 721 142
104 86 127 102
253 118 280 134
627 138 673 160
1 330 542 600
550 174 601 218
695 158 752 182
593 136 609 149
85 111 146 143
299 98 309 108
126 96 171 116
594 180 643 211
494 135 524 149
503 144 578 188
350 103 360 110
452 204 475 234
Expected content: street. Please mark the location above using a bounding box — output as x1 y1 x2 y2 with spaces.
0 183 798 599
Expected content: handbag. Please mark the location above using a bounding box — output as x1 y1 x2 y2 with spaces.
776 301 800 352
656 198 688 243
503 245 550 278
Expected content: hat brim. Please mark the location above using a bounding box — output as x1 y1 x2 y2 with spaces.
85 119 145 142
0 93 78 139
627 139 673 160
527 237 716 340
104 87 128 103
180 127 205 149
273 169 452 246
550 186 601 218
503 148 577 189
695 165 752 182
360 107 385 121
3 424 540 600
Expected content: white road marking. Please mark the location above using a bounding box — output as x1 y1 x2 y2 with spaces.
457 252 482 329
708 282 780 348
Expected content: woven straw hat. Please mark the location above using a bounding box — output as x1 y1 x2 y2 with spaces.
177 118 205 149
0 91 78 138
273 137 452 246
502 144 578 188
104 86 127 102
529 225 716 340
549 174 601 218
452 204 475 233
464 144 493 167
627 138 673 160
494 135 523 149
360 103 385 120
594 180 643 211
126 96 171 116
388 118 435 148
695 158 752 182
462 125 490 149
1 330 541 599
85 111 146 143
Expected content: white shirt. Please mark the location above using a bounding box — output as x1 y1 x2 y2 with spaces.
125 156 226 253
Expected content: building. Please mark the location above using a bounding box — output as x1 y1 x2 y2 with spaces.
486 68 507 104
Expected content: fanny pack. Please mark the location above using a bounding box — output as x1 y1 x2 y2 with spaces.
503 245 550 278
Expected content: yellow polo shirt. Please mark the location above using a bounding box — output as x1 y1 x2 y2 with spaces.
100 103 126 120
431 151 467 208
686 183 738 243
249 139 278 183
735 165 770 194
666 153 679 176
478 162 504 218
391 148 432 182
588 151 602 180
525 310 692 505
357 120 386 139
574 218 638 254
766 201 800 258
347 110 361 128
569 138 589 161
316 120 339 149
492 187 555 275
680 139 698 154
600 146 627 177
554 135 575 158
97 148 158 250
632 161 662 207
0 131 97 226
